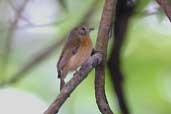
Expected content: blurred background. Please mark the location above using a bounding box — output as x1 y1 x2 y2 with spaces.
0 0 171 114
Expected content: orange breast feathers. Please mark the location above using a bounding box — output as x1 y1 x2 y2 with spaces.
80 36 93 47
67 36 93 71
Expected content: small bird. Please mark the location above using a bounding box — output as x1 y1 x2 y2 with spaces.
57 26 94 90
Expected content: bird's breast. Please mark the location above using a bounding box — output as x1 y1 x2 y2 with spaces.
68 37 93 71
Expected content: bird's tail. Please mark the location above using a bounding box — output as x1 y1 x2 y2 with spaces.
58 70 61 78
60 78 65 91
58 70 65 91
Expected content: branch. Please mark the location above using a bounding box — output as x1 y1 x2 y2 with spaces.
1 0 30 80
95 0 117 114
108 0 135 114
0 0 99 86
8 0 33 25
43 53 103 114
0 38 65 86
8 0 63 29
156 0 171 22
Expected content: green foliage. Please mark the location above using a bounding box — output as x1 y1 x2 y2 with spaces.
168 0 171 4
0 0 171 114
136 0 152 12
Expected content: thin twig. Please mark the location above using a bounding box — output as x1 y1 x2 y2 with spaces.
156 0 171 22
0 0 99 86
43 53 103 114
8 0 64 29
1 0 30 80
8 0 33 25
44 0 114 113
0 38 65 86
95 0 117 114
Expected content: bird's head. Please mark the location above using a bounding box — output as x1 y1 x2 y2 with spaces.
72 26 94 37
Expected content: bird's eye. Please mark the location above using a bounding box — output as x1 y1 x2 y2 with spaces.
81 27 86 31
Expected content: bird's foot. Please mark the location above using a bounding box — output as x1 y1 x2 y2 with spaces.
91 48 101 55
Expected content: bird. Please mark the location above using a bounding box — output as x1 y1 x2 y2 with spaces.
57 26 94 90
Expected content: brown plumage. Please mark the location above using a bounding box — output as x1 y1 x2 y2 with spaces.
57 26 94 90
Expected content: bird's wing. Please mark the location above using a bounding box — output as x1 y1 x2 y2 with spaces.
57 37 80 74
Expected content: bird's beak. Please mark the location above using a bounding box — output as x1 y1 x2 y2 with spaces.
88 28 94 32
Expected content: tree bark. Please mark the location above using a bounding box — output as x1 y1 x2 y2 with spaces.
95 0 117 114
108 0 135 114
